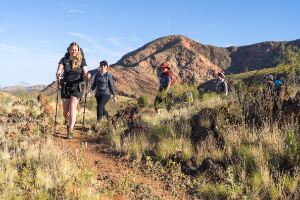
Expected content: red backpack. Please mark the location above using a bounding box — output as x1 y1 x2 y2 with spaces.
162 71 176 86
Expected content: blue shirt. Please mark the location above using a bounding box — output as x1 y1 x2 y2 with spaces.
159 73 172 92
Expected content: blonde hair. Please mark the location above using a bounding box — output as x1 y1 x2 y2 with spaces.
68 42 82 71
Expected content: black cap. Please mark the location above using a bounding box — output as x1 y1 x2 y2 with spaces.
100 60 108 66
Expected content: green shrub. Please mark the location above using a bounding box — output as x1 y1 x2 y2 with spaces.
86 98 97 110
137 95 149 108
154 138 176 160
151 125 174 142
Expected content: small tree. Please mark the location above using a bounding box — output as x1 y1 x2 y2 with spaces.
275 44 300 90
137 95 149 108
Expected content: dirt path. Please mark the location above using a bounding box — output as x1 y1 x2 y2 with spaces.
52 125 175 199
1 109 190 199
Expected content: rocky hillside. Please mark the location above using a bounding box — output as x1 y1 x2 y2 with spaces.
0 85 47 94
44 35 300 98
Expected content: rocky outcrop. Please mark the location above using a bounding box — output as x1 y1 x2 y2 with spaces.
37 93 54 117
283 91 300 123
199 158 226 181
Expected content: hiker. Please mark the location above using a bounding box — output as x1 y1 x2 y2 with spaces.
264 74 285 117
216 72 228 96
154 63 175 115
87 60 117 123
56 42 91 139
265 74 283 98
265 74 275 90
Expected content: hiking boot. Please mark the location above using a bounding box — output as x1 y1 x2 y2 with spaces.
65 119 69 126
67 128 74 139
105 114 112 122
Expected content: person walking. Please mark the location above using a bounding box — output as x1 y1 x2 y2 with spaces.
154 62 174 115
216 72 228 96
87 60 117 123
56 42 91 139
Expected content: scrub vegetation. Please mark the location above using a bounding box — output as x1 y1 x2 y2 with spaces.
0 46 299 199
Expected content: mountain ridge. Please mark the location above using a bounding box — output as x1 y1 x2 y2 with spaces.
43 35 300 98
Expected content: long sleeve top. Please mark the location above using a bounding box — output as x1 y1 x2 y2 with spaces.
89 72 116 97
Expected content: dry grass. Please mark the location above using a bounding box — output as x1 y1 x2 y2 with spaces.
0 125 102 199
1 75 300 199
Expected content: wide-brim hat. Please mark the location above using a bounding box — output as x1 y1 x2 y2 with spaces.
159 62 171 70
100 60 108 66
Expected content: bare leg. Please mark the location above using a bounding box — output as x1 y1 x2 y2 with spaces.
69 95 80 129
62 99 70 122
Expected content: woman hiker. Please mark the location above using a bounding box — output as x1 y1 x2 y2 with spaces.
87 60 117 123
56 42 91 139
154 62 174 115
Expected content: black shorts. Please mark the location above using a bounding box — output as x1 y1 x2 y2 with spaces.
61 82 84 99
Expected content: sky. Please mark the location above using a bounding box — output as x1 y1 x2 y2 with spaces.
0 0 299 87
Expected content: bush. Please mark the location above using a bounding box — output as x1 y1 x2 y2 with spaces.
137 95 149 108
86 98 97 110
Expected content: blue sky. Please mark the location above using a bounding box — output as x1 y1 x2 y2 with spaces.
0 0 299 87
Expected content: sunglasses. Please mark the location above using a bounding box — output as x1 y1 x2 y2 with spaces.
100 64 107 66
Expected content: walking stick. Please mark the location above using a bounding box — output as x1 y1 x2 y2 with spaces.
82 79 88 130
54 80 60 134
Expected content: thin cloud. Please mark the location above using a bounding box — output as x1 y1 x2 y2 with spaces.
130 36 140 42
0 44 23 51
0 20 14 33
36 40 49 44
108 37 134 52
81 47 98 54
68 10 86 13
67 32 124 57
0 43 61 59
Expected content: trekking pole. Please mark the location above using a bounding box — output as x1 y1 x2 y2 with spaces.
82 79 88 130
54 80 60 134
247 56 272 90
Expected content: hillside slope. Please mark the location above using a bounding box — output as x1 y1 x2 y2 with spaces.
44 35 300 98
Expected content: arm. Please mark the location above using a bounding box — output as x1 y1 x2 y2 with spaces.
164 74 172 93
224 81 228 96
87 74 97 98
108 74 117 102
82 66 91 80
165 81 171 93
56 64 64 81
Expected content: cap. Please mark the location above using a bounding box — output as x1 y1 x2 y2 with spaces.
100 60 108 66
159 62 171 70
265 75 274 81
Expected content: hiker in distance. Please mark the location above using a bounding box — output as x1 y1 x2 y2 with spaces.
87 60 117 123
154 62 175 115
56 42 91 139
216 72 228 96
265 74 284 97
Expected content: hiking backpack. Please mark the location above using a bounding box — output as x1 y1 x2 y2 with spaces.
164 71 176 86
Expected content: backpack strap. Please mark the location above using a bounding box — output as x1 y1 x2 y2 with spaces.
164 71 175 86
